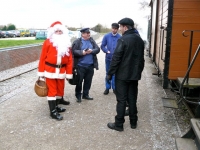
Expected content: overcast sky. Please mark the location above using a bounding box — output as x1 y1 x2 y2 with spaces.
0 0 150 40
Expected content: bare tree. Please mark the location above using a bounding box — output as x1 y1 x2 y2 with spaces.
138 0 151 23
139 1 149 10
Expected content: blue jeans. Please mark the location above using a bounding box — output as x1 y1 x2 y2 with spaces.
105 59 115 90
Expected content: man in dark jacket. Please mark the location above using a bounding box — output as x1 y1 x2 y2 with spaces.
72 28 100 103
107 18 145 131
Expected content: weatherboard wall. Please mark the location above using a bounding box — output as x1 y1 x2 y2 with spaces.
168 0 200 79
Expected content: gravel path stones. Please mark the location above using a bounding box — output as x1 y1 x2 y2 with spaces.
0 37 190 150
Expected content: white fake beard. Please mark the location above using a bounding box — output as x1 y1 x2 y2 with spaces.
50 34 71 57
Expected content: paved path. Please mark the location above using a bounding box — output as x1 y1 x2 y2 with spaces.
0 37 190 150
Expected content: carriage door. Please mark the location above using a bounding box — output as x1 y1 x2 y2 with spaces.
156 0 168 75
149 0 158 59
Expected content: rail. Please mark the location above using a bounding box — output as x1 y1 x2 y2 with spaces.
0 43 42 51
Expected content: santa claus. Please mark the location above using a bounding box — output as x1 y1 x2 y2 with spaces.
37 21 73 120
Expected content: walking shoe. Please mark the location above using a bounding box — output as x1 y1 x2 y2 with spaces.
76 96 81 103
107 122 124 131
103 89 109 95
82 95 93 100
130 122 137 129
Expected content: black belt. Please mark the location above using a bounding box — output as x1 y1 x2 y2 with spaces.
45 62 66 68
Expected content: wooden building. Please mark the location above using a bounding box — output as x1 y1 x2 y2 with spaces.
148 0 200 88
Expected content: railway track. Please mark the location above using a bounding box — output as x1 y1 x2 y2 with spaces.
0 43 42 52
0 68 38 104
0 41 102 103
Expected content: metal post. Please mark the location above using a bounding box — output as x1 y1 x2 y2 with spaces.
186 31 193 84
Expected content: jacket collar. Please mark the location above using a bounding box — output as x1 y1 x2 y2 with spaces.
123 29 137 36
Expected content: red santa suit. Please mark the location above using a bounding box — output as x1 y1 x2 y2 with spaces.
37 21 73 101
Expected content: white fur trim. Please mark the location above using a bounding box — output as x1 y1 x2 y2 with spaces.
57 55 61 64
47 97 56 100
66 74 73 79
38 72 44 76
40 71 68 79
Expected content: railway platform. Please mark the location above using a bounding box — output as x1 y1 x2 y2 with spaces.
0 37 192 150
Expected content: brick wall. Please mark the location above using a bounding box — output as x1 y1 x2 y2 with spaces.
0 34 100 72
0 45 42 72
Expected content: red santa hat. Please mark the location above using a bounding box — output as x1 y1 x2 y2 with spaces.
50 21 62 27
47 21 69 39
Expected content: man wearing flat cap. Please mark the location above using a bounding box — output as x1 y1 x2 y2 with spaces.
118 18 140 116
101 23 121 95
80 28 90 33
72 28 100 103
107 17 145 131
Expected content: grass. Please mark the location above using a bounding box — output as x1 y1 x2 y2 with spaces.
0 40 44 49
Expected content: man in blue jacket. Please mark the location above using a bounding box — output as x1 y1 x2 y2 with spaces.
101 23 121 95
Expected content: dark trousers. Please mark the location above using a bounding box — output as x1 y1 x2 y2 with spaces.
105 59 115 90
115 79 138 127
75 65 94 98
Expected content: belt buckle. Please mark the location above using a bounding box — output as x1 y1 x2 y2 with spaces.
58 64 62 68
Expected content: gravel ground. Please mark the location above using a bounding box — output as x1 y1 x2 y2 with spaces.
0 37 191 150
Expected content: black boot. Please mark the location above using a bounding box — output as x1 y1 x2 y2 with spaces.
130 116 138 129
48 101 63 120
56 99 66 112
57 97 70 105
